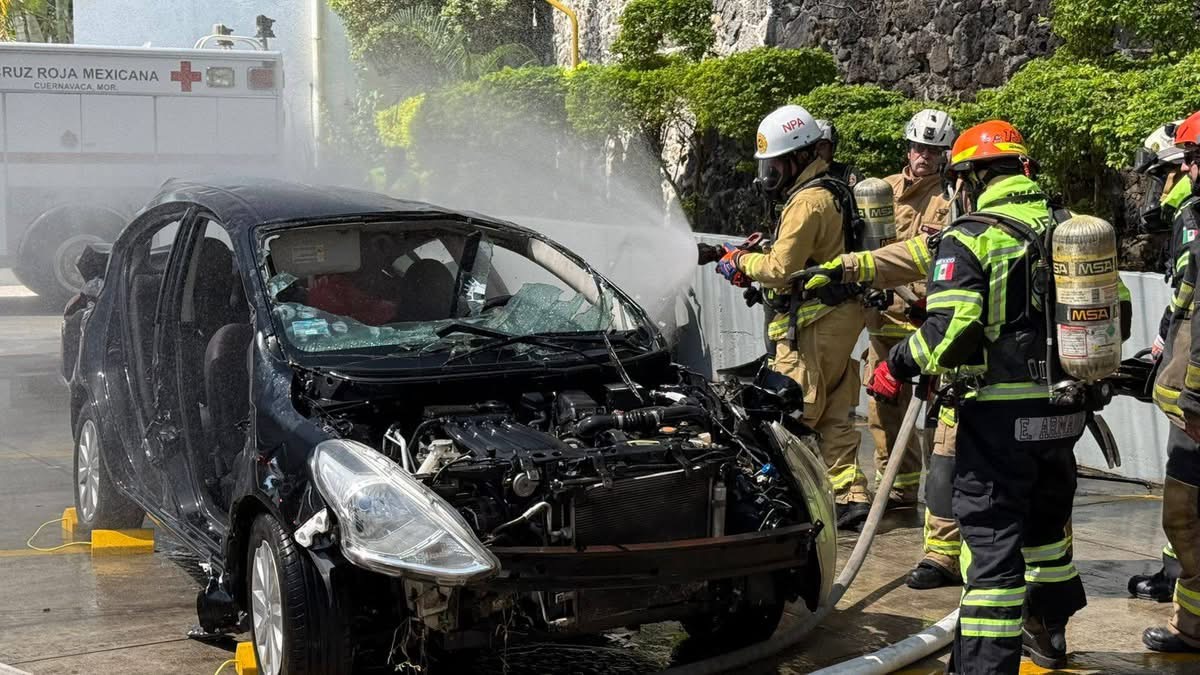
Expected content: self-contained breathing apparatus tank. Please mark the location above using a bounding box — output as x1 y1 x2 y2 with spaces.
853 178 897 250
1051 215 1122 382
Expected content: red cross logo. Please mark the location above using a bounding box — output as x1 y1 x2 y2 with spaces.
170 61 201 92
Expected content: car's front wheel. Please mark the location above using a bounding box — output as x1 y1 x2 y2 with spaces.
246 513 351 675
73 406 143 531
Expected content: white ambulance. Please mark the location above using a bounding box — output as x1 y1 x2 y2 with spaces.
0 28 285 302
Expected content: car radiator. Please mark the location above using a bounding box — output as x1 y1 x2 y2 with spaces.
572 468 713 546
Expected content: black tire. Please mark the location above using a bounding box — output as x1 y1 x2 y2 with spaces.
245 513 352 675
16 205 126 306
682 596 785 648
73 404 144 532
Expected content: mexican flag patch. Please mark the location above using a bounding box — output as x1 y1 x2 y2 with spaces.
1184 229 1197 245
933 257 956 281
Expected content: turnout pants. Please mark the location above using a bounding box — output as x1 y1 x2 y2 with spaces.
922 408 961 576
1164 426 1200 646
864 335 923 501
773 309 868 504
952 399 1087 675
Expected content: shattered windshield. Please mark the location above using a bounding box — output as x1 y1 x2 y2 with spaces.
258 220 647 362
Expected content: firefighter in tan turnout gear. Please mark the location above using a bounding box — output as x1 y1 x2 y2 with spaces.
803 109 964 589
869 109 956 511
715 104 869 529
1144 108 1200 655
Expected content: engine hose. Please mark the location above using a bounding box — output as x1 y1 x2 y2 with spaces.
661 394 927 675
574 405 708 438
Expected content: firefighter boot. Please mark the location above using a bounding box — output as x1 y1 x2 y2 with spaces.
836 502 871 531
1129 545 1180 602
1143 627 1200 653
1128 569 1174 602
1022 615 1068 669
905 561 960 590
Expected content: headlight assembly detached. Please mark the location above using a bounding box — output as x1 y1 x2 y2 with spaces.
310 439 499 585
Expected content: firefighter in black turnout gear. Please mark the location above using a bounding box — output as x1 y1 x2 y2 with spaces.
867 121 1090 673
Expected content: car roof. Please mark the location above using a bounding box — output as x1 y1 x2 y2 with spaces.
143 177 524 235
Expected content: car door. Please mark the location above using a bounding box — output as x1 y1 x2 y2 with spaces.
155 213 246 552
103 205 193 510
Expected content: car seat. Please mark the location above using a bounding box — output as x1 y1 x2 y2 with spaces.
398 258 455 321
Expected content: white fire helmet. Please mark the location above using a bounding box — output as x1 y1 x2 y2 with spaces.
1142 121 1185 167
755 105 821 160
904 108 957 148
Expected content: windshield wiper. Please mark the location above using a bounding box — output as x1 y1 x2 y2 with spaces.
435 321 510 340
442 333 597 366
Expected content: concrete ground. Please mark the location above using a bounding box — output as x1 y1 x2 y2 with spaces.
0 275 1197 674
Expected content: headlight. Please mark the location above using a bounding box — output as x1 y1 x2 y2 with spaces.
310 439 499 584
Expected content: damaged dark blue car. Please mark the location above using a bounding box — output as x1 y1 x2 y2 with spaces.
60 179 837 674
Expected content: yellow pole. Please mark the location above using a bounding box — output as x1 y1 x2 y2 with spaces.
542 0 580 68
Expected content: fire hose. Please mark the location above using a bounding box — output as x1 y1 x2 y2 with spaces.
664 392 958 675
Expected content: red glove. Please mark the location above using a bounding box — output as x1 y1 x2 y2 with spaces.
867 360 903 402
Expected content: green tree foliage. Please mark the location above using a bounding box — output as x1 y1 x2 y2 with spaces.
328 1 538 94
376 94 426 148
564 61 690 146
1052 0 1200 57
2 0 72 42
405 66 569 176
611 0 715 67
684 47 838 142
971 56 1146 203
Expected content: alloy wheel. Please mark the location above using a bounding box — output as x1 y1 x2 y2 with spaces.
76 419 100 523
251 540 285 675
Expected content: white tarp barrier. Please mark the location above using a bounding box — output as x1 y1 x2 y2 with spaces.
680 233 1170 484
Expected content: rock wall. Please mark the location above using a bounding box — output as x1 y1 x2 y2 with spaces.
551 0 1054 99
772 0 1058 99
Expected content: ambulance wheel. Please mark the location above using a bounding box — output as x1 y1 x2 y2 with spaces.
16 205 126 306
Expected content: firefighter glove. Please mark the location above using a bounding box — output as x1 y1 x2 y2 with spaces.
867 360 903 402
815 283 857 306
800 259 844 290
716 244 750 287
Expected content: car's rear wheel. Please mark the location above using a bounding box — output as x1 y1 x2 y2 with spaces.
73 406 144 531
246 513 351 675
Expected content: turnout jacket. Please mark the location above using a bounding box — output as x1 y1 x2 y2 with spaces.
736 158 864 340
1157 176 1198 343
1155 194 1200 432
867 169 953 339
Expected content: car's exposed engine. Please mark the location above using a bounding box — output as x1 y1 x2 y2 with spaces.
304 374 802 548
292 364 824 661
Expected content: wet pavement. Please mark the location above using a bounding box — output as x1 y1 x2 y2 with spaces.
1 283 1198 674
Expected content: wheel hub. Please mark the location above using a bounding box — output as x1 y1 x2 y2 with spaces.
76 420 100 523
251 540 284 675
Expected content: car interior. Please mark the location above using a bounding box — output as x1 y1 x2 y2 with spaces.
175 222 253 508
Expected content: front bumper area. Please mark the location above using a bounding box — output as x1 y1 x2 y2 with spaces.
487 523 818 591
